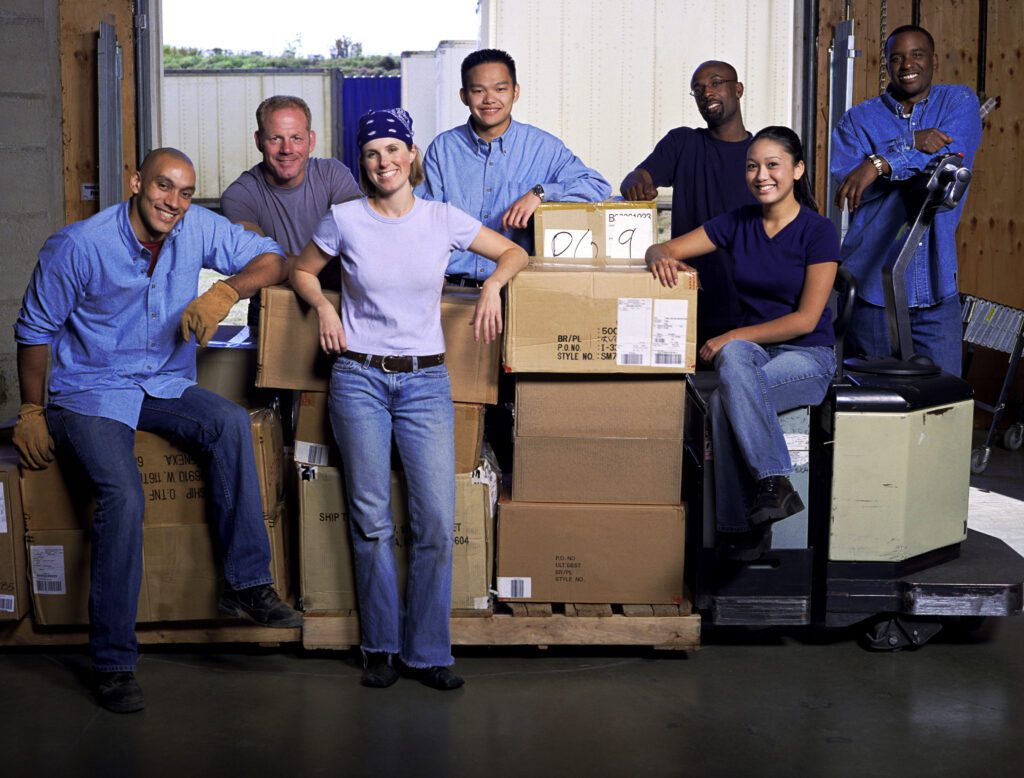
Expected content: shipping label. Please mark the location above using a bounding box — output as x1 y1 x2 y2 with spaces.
294 441 329 467
651 299 688 366
0 482 7 534
497 576 531 599
542 228 595 259
616 298 653 365
30 545 66 595
605 209 655 259
0 594 14 613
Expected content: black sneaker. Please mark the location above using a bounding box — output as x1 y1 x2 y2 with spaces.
748 476 805 528
95 671 145 714
717 526 773 562
408 665 465 691
218 584 303 628
361 652 399 688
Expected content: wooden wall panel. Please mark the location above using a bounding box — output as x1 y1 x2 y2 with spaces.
59 0 136 225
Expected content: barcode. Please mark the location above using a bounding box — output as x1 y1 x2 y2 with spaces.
654 352 683 365
509 579 525 597
620 353 644 365
498 576 531 598
34 579 65 595
296 442 328 466
0 594 14 613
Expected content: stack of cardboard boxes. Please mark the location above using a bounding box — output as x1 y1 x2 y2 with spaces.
495 202 697 606
254 285 501 613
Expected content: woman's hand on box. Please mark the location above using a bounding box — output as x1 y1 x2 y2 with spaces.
316 302 347 354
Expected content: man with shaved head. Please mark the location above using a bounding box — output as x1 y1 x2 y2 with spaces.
621 60 756 351
14 148 299 714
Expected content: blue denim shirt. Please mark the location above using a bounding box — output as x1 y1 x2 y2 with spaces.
15 201 283 428
830 84 981 307
417 119 611 280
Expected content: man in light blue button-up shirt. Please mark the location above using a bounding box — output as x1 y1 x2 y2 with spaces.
13 148 300 713
418 48 611 283
831 25 981 375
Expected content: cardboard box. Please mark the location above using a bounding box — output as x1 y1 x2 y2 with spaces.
504 268 697 374
257 285 500 403
21 411 282 531
0 454 29 620
496 502 685 604
532 201 658 264
196 325 273 408
294 392 484 474
512 377 684 505
298 465 495 612
27 502 290 626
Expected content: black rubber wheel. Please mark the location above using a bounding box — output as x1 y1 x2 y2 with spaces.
1002 423 1024 451
971 446 991 474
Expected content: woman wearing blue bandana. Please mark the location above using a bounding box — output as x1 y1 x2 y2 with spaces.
290 108 527 689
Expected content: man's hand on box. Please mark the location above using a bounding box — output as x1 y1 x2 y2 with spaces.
13 403 55 470
620 169 658 201
501 190 543 231
180 280 239 346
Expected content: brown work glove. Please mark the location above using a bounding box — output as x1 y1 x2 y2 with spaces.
180 280 239 347
13 403 55 470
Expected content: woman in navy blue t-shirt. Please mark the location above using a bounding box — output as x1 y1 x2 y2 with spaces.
647 126 841 560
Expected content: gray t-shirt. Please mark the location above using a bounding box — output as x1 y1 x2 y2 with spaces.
220 157 362 254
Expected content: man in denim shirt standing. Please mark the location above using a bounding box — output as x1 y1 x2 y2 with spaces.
831 25 981 376
13 148 301 714
418 48 610 285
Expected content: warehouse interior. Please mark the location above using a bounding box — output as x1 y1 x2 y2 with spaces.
2 1 1024 774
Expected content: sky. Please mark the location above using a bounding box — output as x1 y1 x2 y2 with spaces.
161 0 480 57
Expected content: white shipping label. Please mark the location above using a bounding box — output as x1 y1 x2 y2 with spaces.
605 209 655 259
616 297 653 366
294 441 329 467
543 228 594 259
30 545 67 595
497 577 532 599
651 299 688 366
0 482 7 534
0 594 14 613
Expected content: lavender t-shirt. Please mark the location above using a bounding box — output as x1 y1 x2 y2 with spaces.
312 197 482 354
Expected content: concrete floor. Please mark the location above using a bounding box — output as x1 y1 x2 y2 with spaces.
2 437 1023 777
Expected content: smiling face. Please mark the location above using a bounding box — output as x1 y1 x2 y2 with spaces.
255 106 316 188
690 62 743 128
460 61 519 141
128 151 195 242
745 138 804 207
360 137 416 197
886 30 937 106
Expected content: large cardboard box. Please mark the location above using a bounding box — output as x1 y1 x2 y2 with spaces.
0 454 29 620
504 268 697 373
496 502 685 604
196 325 273 408
257 285 500 403
21 410 283 530
512 377 684 504
298 465 495 612
532 201 657 264
27 502 290 626
294 391 485 474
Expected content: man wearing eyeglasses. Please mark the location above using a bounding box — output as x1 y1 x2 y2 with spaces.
621 60 755 350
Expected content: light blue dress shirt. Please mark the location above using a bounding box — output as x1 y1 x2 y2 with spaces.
418 119 611 280
830 84 981 307
15 201 283 428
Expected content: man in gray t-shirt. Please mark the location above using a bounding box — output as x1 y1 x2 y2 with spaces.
221 95 362 322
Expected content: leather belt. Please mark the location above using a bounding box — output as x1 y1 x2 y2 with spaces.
444 275 485 288
340 350 445 373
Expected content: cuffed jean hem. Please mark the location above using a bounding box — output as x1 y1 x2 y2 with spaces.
228 576 275 591
94 663 137 673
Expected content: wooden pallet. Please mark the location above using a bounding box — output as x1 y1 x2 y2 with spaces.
302 602 700 652
0 617 301 648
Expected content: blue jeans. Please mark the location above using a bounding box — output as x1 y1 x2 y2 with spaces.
46 386 273 672
328 355 456 669
845 295 963 376
711 341 835 533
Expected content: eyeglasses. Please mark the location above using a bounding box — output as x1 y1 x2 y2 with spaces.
689 78 737 98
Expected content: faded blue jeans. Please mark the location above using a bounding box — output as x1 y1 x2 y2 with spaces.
45 387 273 672
711 341 835 533
328 355 456 669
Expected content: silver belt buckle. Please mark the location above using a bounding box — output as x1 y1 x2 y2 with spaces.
381 354 401 373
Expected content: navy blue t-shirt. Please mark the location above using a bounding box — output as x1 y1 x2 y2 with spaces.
638 127 756 340
704 205 841 348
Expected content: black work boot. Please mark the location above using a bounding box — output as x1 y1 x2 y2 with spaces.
748 476 805 528
218 584 303 628
361 652 399 688
402 664 465 691
95 671 145 714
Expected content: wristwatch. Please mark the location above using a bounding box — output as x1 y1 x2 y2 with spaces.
868 154 888 178
531 184 545 201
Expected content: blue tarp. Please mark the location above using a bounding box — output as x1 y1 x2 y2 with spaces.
339 76 401 178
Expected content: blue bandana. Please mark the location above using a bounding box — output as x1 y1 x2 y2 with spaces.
357 108 414 148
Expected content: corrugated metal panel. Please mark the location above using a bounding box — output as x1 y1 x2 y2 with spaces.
479 0 796 192
401 51 438 144
162 71 332 198
434 40 476 141
400 40 477 149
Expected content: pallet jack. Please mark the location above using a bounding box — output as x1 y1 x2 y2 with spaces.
684 153 1024 648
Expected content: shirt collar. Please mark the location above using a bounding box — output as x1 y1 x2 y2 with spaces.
461 118 519 155
882 85 932 117
118 198 185 254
